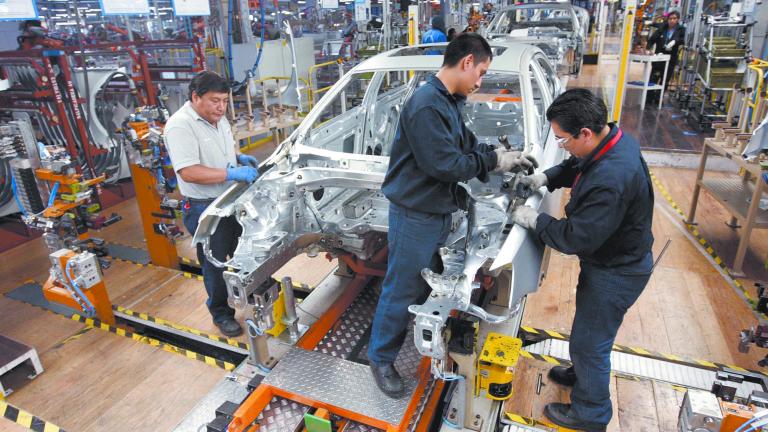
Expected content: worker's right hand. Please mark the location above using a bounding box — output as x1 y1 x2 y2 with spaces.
226 166 259 183
494 149 539 173
515 172 548 193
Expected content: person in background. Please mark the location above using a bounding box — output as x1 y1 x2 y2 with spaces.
483 2 496 23
339 12 358 60
422 15 447 44
447 27 457 41
647 10 684 93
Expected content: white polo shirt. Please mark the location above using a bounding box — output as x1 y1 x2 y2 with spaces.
164 101 237 199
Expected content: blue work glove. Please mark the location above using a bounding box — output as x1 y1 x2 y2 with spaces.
237 154 259 169
226 166 259 183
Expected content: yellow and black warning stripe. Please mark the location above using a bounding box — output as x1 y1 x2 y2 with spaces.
107 254 203 281
113 305 248 350
179 256 202 267
69 313 236 371
505 412 559 430
4 288 235 372
181 271 204 281
1 400 67 432
519 326 764 378
648 170 768 321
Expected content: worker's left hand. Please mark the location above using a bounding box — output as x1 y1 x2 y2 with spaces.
665 40 675 50
494 148 539 173
237 154 259 169
511 205 539 230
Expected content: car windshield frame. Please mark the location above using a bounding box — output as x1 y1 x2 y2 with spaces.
488 6 576 34
296 68 528 154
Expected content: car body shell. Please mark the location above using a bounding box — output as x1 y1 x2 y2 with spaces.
192 41 566 363
484 3 588 75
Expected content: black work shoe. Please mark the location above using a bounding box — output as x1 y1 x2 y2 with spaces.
544 403 607 432
214 318 243 337
548 366 577 387
370 363 406 398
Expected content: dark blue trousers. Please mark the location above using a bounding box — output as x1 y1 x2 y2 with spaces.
367 203 452 366
569 252 653 425
182 200 241 323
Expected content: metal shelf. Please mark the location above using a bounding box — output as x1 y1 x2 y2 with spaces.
698 177 768 229
695 73 736 91
626 83 665 91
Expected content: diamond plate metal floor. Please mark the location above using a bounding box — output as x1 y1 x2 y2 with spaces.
345 422 384 432
263 347 418 425
314 287 378 359
256 397 310 432
525 339 764 398
313 287 423 379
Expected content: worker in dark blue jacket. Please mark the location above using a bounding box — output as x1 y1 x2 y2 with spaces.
512 89 654 432
422 15 447 44
367 33 538 398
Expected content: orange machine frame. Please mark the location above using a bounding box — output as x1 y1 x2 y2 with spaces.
227 248 445 432
34 169 105 218
42 249 115 325
126 121 180 269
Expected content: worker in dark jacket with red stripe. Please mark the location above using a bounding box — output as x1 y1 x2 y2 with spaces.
511 89 654 432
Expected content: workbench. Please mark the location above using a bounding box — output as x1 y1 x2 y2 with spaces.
626 53 670 111
686 131 768 275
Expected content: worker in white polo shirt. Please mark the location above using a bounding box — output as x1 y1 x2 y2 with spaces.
164 71 259 337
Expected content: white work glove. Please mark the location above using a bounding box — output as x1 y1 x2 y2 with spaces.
665 40 675 50
511 205 539 230
515 173 548 193
494 148 539 173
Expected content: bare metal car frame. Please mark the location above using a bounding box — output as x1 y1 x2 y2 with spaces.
485 3 589 76
193 42 566 376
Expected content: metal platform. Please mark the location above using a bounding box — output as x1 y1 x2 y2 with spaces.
255 397 311 432
262 347 418 425
0 335 43 397
313 286 423 379
525 339 765 398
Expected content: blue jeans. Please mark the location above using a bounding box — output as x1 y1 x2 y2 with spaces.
569 252 653 425
182 200 241 323
367 203 452 366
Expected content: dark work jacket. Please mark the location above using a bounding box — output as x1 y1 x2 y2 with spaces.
382 75 498 214
534 125 654 269
648 23 685 65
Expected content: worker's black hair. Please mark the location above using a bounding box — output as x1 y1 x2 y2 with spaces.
667 10 681 19
546 88 607 136
19 20 41 31
442 33 493 67
188 71 230 101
